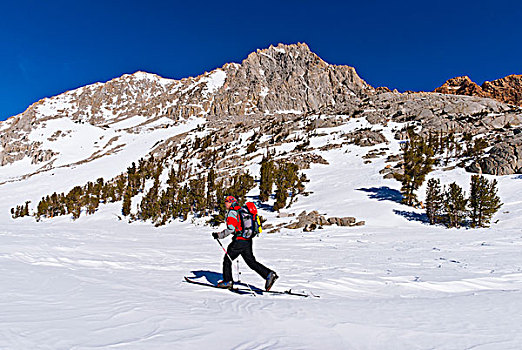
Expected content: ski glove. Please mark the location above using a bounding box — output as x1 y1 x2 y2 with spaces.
212 232 219 239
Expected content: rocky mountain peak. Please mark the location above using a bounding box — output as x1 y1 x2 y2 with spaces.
434 76 488 98
482 74 522 106
209 42 373 119
246 42 322 66
434 74 522 106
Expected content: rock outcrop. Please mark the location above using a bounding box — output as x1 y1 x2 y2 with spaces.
211 43 373 118
482 75 522 107
285 210 365 231
434 76 489 98
434 74 522 107
468 137 522 175
344 129 388 147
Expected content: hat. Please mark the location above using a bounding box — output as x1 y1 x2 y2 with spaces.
224 196 237 203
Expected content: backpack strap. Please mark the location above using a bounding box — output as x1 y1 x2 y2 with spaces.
226 208 242 236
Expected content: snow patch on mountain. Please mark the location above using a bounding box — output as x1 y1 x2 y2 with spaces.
201 69 227 96
0 116 205 186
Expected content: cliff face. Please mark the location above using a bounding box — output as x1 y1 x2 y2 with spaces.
211 43 373 117
434 74 522 107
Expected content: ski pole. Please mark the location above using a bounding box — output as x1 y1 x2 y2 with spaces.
215 238 256 296
215 238 240 280
216 238 233 263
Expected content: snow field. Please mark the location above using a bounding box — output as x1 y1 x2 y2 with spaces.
2 206 522 349
1 118 522 348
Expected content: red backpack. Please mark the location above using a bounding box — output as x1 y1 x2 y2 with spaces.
237 202 263 239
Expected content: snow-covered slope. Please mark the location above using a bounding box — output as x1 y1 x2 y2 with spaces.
1 118 521 349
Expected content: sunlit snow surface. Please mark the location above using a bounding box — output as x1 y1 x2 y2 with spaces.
1 120 522 349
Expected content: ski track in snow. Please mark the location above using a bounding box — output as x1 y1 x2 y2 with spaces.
1 121 522 349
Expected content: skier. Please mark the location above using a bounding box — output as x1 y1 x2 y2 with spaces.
212 196 278 290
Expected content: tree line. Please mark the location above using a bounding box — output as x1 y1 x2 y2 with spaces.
11 149 306 226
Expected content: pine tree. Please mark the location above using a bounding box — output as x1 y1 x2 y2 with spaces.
273 161 300 211
66 186 83 219
23 201 30 216
188 175 206 216
469 175 502 227
115 176 126 200
209 181 227 226
394 128 435 206
36 197 47 219
425 178 444 225
259 152 275 202
427 131 440 156
122 190 132 217
470 138 488 161
226 173 255 205
178 184 191 220
444 182 468 228
246 141 257 154
206 169 216 211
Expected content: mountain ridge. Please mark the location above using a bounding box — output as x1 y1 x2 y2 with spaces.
0 43 373 171
1 42 522 187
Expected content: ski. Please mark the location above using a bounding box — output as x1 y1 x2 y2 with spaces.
184 277 254 295
234 281 317 298
184 277 317 297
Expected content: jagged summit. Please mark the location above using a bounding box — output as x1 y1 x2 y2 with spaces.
434 76 488 98
434 74 522 106
210 42 373 118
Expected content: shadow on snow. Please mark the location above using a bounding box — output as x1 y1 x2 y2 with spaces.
357 187 430 224
189 270 222 285
357 186 403 203
245 194 275 212
393 210 430 224
188 270 265 291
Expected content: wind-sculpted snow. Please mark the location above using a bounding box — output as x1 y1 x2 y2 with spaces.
2 207 522 349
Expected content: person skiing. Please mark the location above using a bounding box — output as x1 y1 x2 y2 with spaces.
212 196 278 291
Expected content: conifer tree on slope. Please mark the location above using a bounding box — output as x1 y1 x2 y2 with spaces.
273 161 300 211
259 152 275 202
426 178 444 225
469 175 502 228
444 182 468 228
122 190 132 217
394 128 435 206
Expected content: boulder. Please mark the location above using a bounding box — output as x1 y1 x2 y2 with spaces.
474 139 522 175
344 129 388 147
286 211 361 231
340 217 356 226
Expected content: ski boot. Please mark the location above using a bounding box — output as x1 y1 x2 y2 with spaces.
265 272 279 291
217 281 234 289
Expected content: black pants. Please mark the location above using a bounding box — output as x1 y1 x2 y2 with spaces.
223 239 271 282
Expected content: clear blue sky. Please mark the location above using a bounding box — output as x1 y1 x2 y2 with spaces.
1 0 521 121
